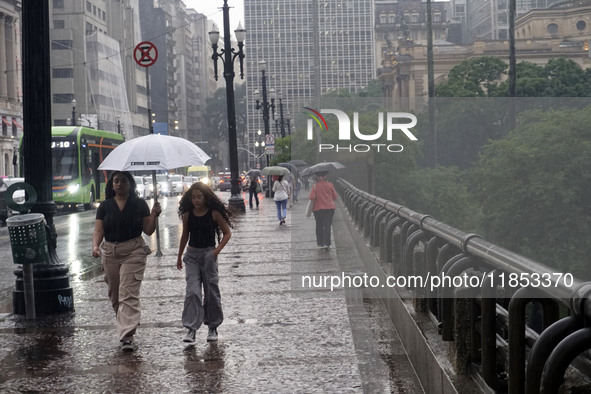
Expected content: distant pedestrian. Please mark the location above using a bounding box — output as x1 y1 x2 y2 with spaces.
248 175 260 209
303 177 309 191
284 173 296 207
295 178 301 202
177 182 234 343
272 175 290 225
92 171 162 351
309 171 337 250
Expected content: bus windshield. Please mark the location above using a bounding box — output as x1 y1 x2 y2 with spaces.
52 145 78 183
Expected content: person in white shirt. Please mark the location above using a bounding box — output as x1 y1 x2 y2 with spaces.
272 175 290 225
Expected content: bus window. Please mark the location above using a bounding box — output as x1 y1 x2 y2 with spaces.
52 145 77 181
81 148 92 185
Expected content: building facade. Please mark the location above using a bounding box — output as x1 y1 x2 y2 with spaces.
0 0 22 177
377 4 591 111
50 0 145 138
244 0 377 168
140 0 210 143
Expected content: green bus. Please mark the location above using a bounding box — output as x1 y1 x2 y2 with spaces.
50 126 124 209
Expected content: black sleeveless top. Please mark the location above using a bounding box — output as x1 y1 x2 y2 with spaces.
188 209 216 248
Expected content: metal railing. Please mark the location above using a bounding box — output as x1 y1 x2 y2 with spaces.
336 178 591 393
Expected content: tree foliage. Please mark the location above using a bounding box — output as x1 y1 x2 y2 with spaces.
436 57 507 97
204 83 247 146
433 57 591 169
470 107 591 278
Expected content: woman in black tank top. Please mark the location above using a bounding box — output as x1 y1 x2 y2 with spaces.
176 182 235 343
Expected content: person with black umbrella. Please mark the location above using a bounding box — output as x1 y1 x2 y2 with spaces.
309 171 338 250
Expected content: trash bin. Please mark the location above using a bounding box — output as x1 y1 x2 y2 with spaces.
6 213 49 264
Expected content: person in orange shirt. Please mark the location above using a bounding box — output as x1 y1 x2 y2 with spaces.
308 171 338 250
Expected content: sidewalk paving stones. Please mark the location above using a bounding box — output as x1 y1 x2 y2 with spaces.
0 190 423 393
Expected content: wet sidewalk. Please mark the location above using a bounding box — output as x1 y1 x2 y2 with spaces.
0 190 423 393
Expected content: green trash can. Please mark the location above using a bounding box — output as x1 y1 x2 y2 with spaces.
6 213 49 264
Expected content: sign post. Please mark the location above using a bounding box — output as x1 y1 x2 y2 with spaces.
265 134 275 155
134 41 163 256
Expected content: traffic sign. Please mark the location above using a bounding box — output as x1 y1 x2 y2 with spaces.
265 144 275 154
134 41 158 67
265 134 274 145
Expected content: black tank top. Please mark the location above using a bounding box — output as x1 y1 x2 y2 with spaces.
188 209 216 248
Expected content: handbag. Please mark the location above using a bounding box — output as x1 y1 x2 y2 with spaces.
256 182 261 193
305 199 314 217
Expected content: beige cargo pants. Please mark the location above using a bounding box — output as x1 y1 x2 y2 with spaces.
101 237 147 342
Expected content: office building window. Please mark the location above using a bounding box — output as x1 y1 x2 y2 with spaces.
53 93 75 104
52 68 74 78
54 20 65 29
52 40 73 50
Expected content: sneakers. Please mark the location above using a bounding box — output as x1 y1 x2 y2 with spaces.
183 329 196 343
280 217 286 225
121 340 134 351
207 327 218 342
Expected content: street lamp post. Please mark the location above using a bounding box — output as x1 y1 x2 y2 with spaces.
209 0 246 212
253 60 276 166
18 0 74 315
285 111 292 136
254 129 265 169
274 93 290 138
253 60 276 197
71 99 77 126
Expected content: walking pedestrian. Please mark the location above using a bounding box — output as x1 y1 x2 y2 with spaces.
92 171 162 351
272 175 290 225
248 175 260 209
177 182 234 343
309 171 337 250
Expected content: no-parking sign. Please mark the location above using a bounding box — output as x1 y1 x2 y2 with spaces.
134 41 158 67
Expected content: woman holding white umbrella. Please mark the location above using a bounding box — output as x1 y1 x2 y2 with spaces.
272 175 291 225
92 171 162 351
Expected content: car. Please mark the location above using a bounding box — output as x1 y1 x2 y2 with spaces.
240 174 249 191
155 173 173 197
211 176 220 191
183 175 195 192
261 175 269 190
170 174 185 195
217 172 232 192
133 176 150 199
142 175 159 199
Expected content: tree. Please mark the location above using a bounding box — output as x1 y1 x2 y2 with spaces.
437 57 507 97
470 107 591 278
493 59 591 97
270 135 292 165
203 83 247 149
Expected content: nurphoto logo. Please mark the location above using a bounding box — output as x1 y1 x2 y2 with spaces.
304 107 418 153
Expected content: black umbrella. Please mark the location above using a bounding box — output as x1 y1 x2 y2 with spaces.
246 169 262 178
289 159 308 168
300 161 345 177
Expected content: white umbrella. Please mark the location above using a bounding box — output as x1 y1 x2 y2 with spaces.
98 134 210 171
98 134 210 256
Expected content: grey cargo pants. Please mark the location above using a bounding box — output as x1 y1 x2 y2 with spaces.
182 247 223 331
